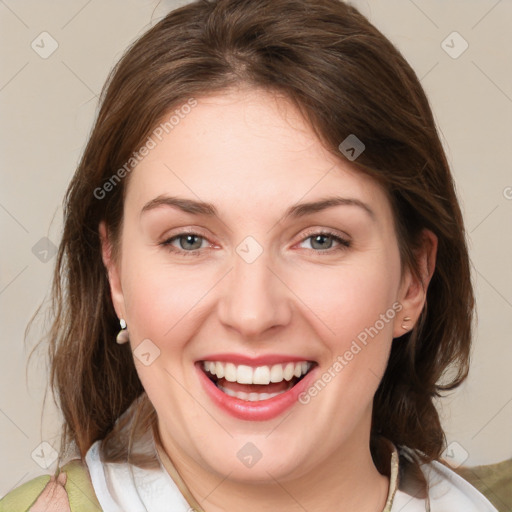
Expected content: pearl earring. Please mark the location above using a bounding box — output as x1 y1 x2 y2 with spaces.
116 318 129 344
401 316 412 331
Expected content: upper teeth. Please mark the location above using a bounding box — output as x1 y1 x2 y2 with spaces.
202 361 312 385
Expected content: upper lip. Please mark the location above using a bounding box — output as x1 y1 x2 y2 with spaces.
197 353 316 366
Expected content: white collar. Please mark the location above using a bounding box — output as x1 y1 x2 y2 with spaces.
84 418 497 512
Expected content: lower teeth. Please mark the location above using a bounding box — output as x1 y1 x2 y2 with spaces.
217 383 292 401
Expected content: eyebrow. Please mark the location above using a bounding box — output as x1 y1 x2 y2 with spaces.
140 195 375 220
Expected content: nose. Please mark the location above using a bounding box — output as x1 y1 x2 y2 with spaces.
217 250 292 339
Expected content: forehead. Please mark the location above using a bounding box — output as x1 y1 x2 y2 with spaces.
125 88 391 222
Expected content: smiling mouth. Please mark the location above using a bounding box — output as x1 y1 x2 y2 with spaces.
200 360 316 402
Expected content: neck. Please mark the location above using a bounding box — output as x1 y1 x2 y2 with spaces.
155 422 390 512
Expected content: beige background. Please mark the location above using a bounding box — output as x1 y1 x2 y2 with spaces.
1 0 511 497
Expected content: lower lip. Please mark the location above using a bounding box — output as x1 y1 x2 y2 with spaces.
196 363 317 421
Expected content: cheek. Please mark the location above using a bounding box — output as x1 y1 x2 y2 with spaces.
120 243 213 344
290 260 401 430
119 248 214 424
291 256 400 345
290 251 401 395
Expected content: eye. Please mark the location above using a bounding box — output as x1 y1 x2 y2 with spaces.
161 232 210 255
298 230 350 252
160 229 350 257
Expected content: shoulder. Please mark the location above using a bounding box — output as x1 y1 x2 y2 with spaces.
392 457 499 512
84 439 200 511
425 460 499 511
0 459 102 512
0 474 51 512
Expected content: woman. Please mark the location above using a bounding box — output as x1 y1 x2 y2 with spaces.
0 0 498 510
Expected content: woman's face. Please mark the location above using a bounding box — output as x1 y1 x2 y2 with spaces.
103 87 425 483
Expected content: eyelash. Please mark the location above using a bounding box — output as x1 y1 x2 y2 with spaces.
160 229 351 257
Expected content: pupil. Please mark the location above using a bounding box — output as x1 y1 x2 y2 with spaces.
312 234 332 250
181 235 202 250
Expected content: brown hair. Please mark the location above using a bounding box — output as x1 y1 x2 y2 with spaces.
36 0 473 489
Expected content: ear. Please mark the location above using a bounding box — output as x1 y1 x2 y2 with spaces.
393 229 438 338
99 221 126 321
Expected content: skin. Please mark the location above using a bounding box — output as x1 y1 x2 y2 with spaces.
100 86 437 512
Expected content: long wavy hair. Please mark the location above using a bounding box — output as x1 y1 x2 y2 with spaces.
34 0 473 492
